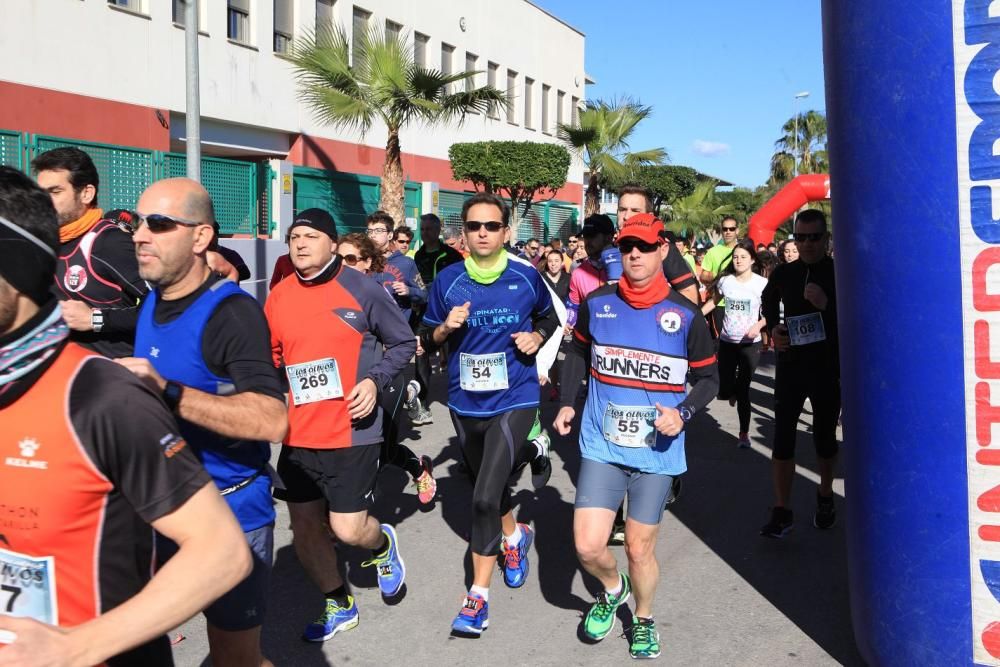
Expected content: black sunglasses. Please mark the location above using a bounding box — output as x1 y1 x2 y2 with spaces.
134 213 206 233
721 226 738 232
618 238 661 254
464 220 505 232
341 254 363 265
793 232 825 242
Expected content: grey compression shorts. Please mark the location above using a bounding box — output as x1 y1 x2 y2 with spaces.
574 458 675 525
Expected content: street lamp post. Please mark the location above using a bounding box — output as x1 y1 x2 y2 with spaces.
793 91 810 178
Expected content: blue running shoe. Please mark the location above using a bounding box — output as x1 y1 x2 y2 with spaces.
451 593 489 635
362 524 406 597
302 596 359 642
501 523 534 588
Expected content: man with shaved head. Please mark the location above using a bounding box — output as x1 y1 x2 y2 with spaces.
117 178 287 667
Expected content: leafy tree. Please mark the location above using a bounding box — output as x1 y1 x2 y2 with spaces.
715 187 768 224
663 180 735 244
449 141 570 236
288 25 506 225
769 110 828 186
602 165 698 214
557 97 666 216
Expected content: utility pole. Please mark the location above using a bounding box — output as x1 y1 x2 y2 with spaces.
792 91 810 178
185 0 201 181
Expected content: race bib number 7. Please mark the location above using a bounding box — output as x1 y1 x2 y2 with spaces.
0 548 57 624
286 358 344 406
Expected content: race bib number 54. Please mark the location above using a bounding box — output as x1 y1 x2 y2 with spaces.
459 352 509 392
0 548 57 624
286 358 344 406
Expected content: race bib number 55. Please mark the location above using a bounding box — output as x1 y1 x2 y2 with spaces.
602 403 657 448
286 358 344 406
0 548 57 624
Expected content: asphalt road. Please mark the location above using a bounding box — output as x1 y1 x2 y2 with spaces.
173 351 863 666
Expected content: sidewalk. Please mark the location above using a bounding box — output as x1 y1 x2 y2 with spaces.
174 351 863 666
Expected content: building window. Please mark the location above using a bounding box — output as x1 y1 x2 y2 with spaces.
352 6 371 67
557 90 565 127
385 19 402 43
108 0 143 12
487 62 499 119
316 0 335 32
441 43 454 94
541 84 551 133
465 52 478 94
172 0 202 26
524 77 534 129
228 0 251 43
571 96 580 125
506 70 517 124
274 0 293 53
414 32 428 67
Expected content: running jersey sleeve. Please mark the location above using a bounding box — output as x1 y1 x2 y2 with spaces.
762 264 784 330
677 298 719 414
202 294 285 401
69 358 211 523
92 229 150 332
662 245 697 292
559 293 593 407
354 272 418 390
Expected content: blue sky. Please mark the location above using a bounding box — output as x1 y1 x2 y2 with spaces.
535 0 826 188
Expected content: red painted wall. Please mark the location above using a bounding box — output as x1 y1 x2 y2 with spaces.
0 81 583 204
0 81 170 151
289 133 584 204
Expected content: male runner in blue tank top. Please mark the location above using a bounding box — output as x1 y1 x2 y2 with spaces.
117 178 287 667
554 214 718 660
420 192 560 636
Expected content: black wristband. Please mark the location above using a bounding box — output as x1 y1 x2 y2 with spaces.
162 380 184 413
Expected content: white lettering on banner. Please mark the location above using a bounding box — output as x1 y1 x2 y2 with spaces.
954 3 1000 662
592 344 688 386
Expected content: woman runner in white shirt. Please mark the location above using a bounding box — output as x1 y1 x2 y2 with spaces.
702 239 768 448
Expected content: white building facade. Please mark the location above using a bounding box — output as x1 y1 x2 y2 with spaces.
0 0 586 238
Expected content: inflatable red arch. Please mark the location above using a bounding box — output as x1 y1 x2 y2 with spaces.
746 174 830 245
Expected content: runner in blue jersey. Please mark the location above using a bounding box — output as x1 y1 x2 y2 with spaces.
554 214 718 660
420 192 560 636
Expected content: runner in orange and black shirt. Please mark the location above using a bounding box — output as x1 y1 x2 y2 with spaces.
0 166 251 667
265 208 415 643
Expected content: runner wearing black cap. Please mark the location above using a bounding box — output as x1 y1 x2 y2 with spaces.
265 207 415 642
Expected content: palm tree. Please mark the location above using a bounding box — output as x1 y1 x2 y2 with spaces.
664 180 735 244
288 25 506 224
557 98 666 216
769 110 828 186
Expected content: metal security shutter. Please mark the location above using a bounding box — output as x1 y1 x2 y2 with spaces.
33 136 154 211
438 189 472 236
274 0 293 35
547 203 579 241
292 167 381 234
403 181 422 223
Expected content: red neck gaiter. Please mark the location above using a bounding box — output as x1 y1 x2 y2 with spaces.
618 271 671 309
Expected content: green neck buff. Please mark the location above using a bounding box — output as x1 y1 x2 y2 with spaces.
465 250 509 285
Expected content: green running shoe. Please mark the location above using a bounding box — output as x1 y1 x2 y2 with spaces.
629 616 661 660
583 573 631 640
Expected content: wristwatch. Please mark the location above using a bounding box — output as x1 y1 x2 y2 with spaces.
91 309 104 333
162 381 184 413
678 406 694 423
